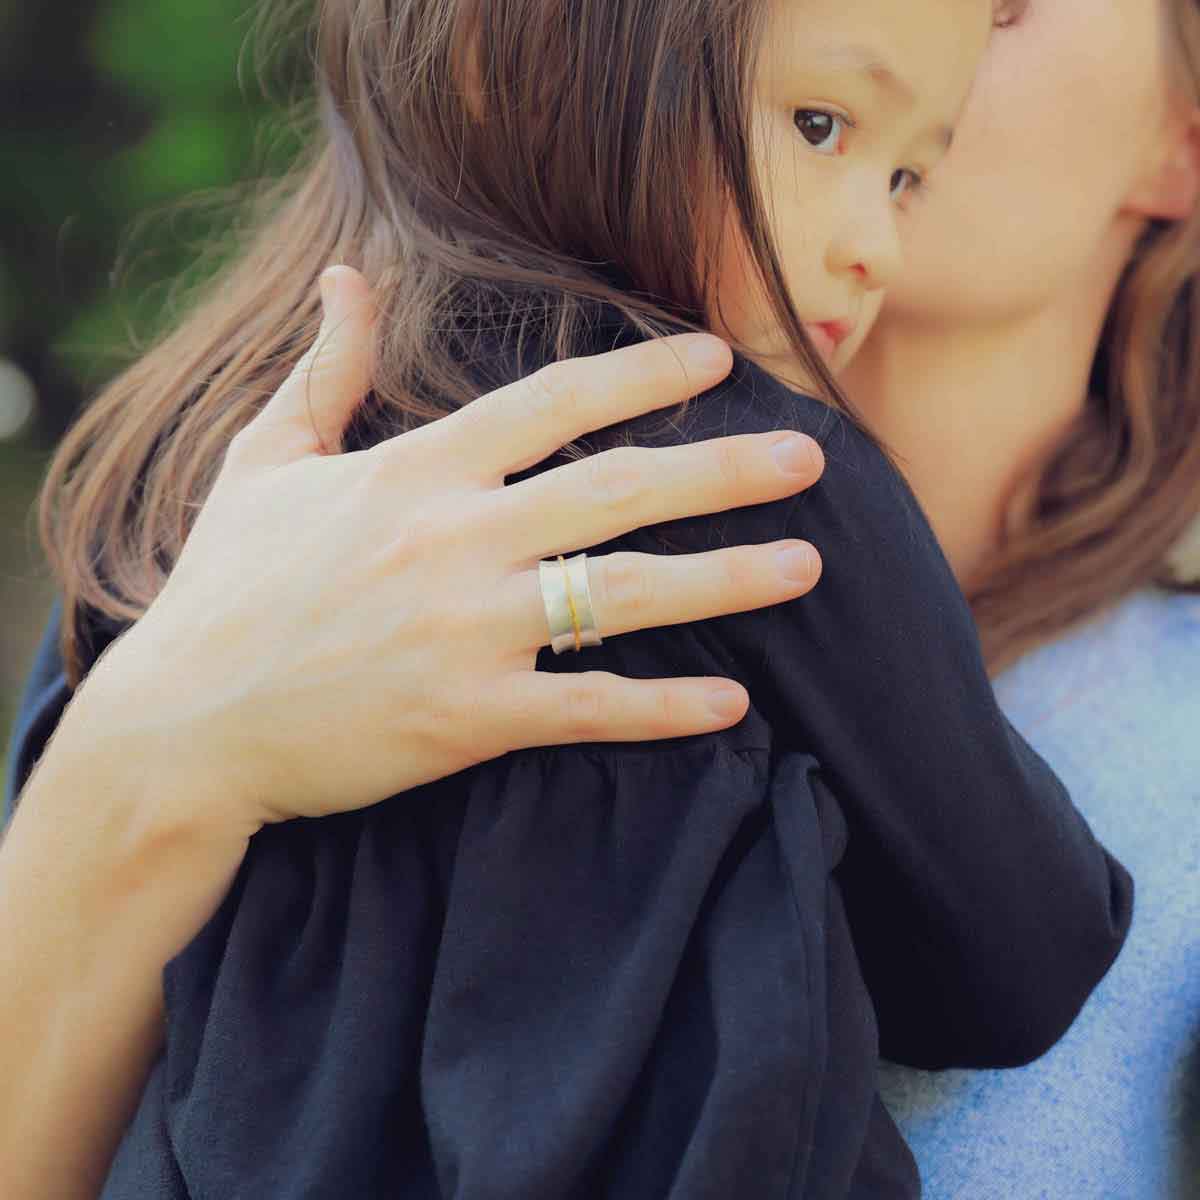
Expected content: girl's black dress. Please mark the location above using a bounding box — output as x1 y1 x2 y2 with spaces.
4 309 1133 1198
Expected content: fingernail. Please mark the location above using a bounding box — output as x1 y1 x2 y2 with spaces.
707 687 747 719
771 434 817 475
684 335 730 370
777 543 816 582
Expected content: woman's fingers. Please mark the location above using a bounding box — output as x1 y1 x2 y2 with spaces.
390 333 734 481
504 541 822 650
495 668 753 750
485 431 825 563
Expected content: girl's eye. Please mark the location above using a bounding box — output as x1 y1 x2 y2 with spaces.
794 109 847 155
890 168 924 202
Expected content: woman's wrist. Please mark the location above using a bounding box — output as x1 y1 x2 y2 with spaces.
53 618 269 848
5 679 256 999
0 683 254 1199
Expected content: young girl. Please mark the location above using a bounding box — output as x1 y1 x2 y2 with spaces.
45 0 1129 1196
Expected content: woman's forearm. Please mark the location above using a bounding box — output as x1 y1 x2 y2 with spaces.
0 694 253 1200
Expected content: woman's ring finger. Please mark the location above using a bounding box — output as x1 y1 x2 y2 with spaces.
510 541 822 653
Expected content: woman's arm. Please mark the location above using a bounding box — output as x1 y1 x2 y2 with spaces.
0 268 828 1199
0 685 253 1200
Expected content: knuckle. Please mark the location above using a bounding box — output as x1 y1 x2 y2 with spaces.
563 677 605 739
601 554 653 617
300 329 339 375
522 360 580 422
454 701 491 762
360 443 403 490
723 544 762 591
424 681 495 758
491 677 535 736
424 685 462 734
455 683 502 756
712 438 746 493
383 511 441 564
652 686 685 736
588 447 648 509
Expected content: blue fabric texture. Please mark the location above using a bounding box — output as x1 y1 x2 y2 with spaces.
880 587 1200 1200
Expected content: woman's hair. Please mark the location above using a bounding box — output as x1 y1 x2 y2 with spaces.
29 0 1200 687
969 0 1200 671
33 0 849 688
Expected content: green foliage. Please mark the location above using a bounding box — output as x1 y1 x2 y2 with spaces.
90 0 254 102
2 0 309 400
0 0 314 783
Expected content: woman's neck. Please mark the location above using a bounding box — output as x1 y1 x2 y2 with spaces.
840 279 1120 591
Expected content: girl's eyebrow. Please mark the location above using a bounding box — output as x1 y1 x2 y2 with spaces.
807 44 955 149
809 44 917 102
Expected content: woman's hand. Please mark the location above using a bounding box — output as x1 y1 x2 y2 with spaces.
78 265 824 834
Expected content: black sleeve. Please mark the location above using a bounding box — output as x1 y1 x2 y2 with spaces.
582 353 1134 1072
3 594 73 831
769 425 1131 1071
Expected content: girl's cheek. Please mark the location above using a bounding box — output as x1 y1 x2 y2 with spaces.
706 212 772 345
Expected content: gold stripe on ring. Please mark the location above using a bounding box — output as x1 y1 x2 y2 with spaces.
563 554 602 647
558 554 582 652
539 559 575 655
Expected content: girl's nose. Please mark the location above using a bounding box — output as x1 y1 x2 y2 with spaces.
827 195 902 292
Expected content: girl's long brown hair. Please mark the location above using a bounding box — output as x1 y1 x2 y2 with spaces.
34 0 850 688
31 0 1200 687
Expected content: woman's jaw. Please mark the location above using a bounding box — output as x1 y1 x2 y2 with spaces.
838 294 1120 588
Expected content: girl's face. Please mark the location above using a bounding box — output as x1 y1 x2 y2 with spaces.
708 0 993 387
857 0 1189 330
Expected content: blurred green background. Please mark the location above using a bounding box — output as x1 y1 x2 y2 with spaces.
1 0 308 788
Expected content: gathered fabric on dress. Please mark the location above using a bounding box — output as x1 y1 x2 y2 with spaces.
99 736 903 1199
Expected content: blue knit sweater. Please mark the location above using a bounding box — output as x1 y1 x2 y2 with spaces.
879 587 1200 1199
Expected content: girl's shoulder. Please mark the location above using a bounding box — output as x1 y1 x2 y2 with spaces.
489 302 890 472
582 328 884 470
504 312 932 568
611 349 946 585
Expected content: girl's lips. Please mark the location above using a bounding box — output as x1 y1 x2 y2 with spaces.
803 321 853 359
819 319 854 346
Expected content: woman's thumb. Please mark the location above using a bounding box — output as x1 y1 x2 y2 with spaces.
233 265 378 468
